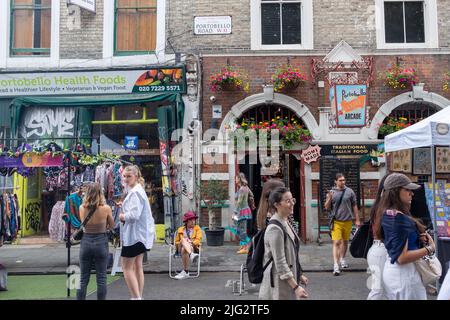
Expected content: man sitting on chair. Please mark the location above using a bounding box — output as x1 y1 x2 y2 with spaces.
174 211 202 280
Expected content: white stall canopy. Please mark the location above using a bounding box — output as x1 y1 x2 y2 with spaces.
385 106 450 152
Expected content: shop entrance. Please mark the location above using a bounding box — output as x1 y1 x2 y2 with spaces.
234 103 308 240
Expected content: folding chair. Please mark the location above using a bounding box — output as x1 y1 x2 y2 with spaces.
168 231 201 279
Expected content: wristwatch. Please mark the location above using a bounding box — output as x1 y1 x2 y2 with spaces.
292 284 300 292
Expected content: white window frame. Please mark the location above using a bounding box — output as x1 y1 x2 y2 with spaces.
375 0 438 49
0 0 60 69
251 0 313 50
102 0 166 66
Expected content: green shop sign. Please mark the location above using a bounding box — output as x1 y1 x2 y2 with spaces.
0 67 186 97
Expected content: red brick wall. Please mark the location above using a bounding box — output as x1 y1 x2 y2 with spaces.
201 55 450 131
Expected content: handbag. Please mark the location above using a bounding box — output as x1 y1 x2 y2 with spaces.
350 221 374 259
328 188 347 235
414 254 442 286
69 207 96 246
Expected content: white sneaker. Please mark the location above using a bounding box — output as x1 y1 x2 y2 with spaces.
174 270 189 280
333 264 340 276
340 259 349 269
190 253 199 263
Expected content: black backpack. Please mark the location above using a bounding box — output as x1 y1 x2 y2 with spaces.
246 220 287 284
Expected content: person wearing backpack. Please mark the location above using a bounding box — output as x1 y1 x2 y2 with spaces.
324 173 361 276
259 187 308 300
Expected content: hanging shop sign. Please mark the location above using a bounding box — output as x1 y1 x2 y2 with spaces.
194 16 232 35
0 153 63 168
301 145 321 164
0 67 186 97
320 144 377 156
68 0 96 12
331 84 367 127
124 136 139 150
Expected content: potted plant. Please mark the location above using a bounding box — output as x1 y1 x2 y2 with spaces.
209 65 250 93
383 64 419 90
271 65 307 92
198 179 229 246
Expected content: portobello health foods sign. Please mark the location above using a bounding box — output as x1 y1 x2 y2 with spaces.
0 67 186 97
330 84 367 127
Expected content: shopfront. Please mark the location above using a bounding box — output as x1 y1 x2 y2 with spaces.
0 67 187 239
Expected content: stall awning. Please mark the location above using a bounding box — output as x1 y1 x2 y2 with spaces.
10 93 179 136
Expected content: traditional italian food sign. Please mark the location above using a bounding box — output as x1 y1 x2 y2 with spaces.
332 84 367 127
68 0 96 12
0 67 186 97
194 16 232 35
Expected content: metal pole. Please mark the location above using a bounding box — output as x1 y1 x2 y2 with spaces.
67 151 71 298
431 144 440 292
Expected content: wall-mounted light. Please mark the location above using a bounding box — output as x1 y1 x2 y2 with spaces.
263 84 274 103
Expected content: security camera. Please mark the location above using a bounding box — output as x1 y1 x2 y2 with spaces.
210 96 217 103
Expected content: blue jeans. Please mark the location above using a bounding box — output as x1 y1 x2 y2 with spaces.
77 233 109 300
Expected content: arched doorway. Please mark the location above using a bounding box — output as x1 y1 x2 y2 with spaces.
377 101 439 139
219 93 320 239
235 104 309 237
368 90 450 139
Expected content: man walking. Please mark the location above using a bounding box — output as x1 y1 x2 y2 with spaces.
324 173 361 276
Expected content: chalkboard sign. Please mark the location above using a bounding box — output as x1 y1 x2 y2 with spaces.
319 156 361 212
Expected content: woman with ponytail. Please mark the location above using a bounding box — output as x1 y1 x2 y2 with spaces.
119 165 156 300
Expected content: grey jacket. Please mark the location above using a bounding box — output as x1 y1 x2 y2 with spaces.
258 213 303 300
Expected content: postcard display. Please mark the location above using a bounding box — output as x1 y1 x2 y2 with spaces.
424 182 450 238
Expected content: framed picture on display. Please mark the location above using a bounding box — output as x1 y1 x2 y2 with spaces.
413 147 431 175
435 147 450 173
391 151 402 172
399 149 412 173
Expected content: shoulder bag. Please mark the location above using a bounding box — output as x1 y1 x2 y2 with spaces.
69 207 96 246
328 188 346 236
414 253 442 286
349 221 373 259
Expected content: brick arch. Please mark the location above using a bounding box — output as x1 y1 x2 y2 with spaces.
219 93 320 139
367 91 450 139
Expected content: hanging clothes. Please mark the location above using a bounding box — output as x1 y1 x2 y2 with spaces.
62 192 82 229
48 201 66 242
0 193 19 243
95 163 124 200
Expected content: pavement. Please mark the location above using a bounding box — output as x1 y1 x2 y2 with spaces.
0 236 369 275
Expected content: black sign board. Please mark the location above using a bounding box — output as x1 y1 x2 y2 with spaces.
319 156 361 211
320 144 377 156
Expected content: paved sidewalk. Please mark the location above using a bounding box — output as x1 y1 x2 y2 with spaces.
0 239 369 274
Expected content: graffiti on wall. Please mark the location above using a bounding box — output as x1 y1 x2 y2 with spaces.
25 202 41 232
20 107 75 139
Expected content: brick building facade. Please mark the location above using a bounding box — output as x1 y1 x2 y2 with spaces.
167 0 450 242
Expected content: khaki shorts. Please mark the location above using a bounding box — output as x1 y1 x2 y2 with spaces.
331 220 353 241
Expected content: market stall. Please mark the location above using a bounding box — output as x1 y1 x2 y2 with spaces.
385 105 450 290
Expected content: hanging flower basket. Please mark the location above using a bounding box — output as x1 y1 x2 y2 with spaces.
378 117 412 136
235 116 312 149
272 65 307 92
383 64 419 90
209 65 250 93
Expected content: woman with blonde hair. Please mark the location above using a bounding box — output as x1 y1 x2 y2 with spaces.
77 182 115 300
119 165 155 300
